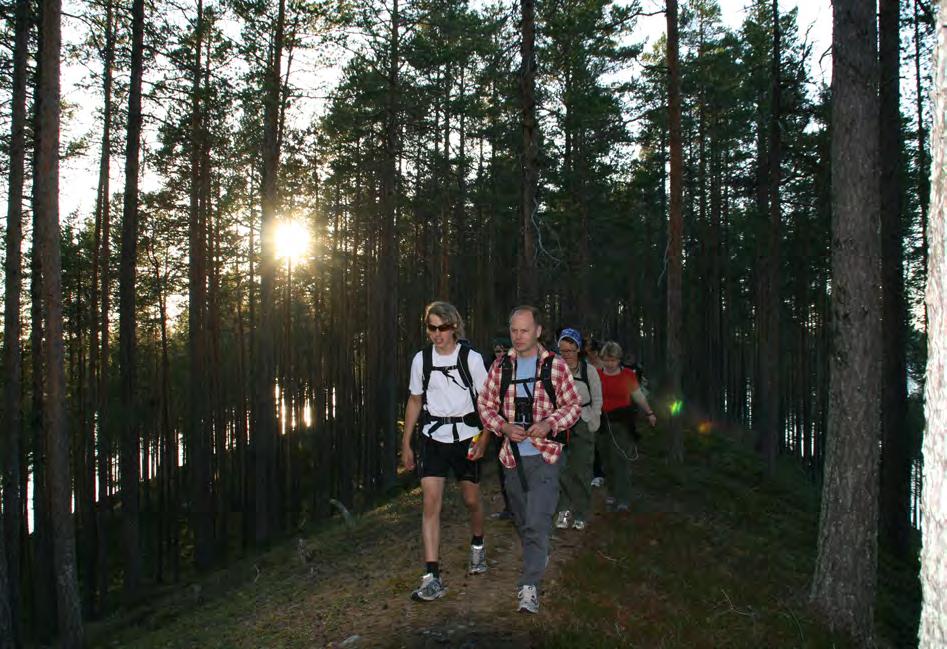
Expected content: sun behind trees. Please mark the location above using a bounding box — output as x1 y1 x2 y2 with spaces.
0 0 934 646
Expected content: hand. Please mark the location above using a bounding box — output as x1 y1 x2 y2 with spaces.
646 413 657 428
468 433 489 461
401 445 415 471
526 419 552 439
504 423 528 443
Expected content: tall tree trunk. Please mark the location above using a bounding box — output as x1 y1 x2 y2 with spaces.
118 0 145 603
96 0 116 605
2 0 30 642
810 0 881 642
378 0 400 490
920 6 947 644
255 0 286 545
88 0 114 614
878 0 911 558
209 190 227 557
0 516 11 648
914 0 930 297
30 190 56 641
187 0 213 569
666 0 684 464
34 0 83 641
758 0 781 471
518 0 538 302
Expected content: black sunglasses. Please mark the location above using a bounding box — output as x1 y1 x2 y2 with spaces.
426 323 455 332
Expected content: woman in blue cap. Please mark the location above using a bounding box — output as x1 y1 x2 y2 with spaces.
554 328 603 530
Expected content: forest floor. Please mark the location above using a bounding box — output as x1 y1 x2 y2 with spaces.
87 425 919 649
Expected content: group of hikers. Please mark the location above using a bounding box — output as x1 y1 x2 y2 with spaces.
399 301 657 614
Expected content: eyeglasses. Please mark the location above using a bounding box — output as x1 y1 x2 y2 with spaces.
426 323 455 332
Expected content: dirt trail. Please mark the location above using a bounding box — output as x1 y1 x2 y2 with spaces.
310 464 597 648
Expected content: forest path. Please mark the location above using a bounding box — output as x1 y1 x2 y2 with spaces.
96 457 617 648
297 461 599 648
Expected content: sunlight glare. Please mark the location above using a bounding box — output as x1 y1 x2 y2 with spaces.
274 218 311 264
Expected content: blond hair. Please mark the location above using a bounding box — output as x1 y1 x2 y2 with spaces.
423 301 465 340
600 341 623 360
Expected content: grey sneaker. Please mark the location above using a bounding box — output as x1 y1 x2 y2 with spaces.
554 510 571 529
605 496 616 511
411 573 446 601
517 584 539 614
615 503 630 513
468 544 487 575
572 519 586 531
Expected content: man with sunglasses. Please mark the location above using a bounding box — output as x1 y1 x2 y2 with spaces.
401 301 491 602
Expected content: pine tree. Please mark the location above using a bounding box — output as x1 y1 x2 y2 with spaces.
34 0 84 641
919 2 947 644
810 0 881 642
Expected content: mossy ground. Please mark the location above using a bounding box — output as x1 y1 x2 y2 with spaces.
86 424 919 648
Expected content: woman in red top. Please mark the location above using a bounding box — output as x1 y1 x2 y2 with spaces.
598 341 657 512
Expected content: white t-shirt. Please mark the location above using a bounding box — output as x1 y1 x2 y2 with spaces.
409 344 488 443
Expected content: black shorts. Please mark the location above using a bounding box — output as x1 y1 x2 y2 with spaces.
416 435 481 483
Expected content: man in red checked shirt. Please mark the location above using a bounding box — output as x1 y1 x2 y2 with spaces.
477 305 581 614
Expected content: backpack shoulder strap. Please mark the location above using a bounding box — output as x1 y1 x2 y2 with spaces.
456 343 479 409
421 345 433 408
579 359 588 385
540 355 557 410
499 355 514 419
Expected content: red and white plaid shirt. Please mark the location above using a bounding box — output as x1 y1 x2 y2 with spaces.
477 346 581 467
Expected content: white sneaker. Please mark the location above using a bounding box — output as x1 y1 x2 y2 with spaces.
573 519 586 531
517 584 539 614
554 510 571 529
468 544 487 575
591 477 605 488
411 573 447 601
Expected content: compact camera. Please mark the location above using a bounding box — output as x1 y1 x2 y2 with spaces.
513 397 533 427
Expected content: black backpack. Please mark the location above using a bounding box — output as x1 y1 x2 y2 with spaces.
497 354 569 446
420 343 482 441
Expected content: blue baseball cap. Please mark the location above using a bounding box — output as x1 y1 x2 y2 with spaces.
557 327 583 349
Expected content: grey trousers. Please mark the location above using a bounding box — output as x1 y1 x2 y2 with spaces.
503 454 561 587
558 419 594 520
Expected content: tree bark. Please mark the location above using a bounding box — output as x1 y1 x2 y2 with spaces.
118 0 145 603
920 6 947 644
255 0 286 545
187 0 214 570
914 0 930 295
29 185 56 641
34 0 84 642
95 0 116 607
2 0 30 642
878 0 911 558
810 0 881 643
758 0 781 472
378 0 400 490
88 0 115 614
0 515 11 649
666 0 684 464
518 0 539 302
